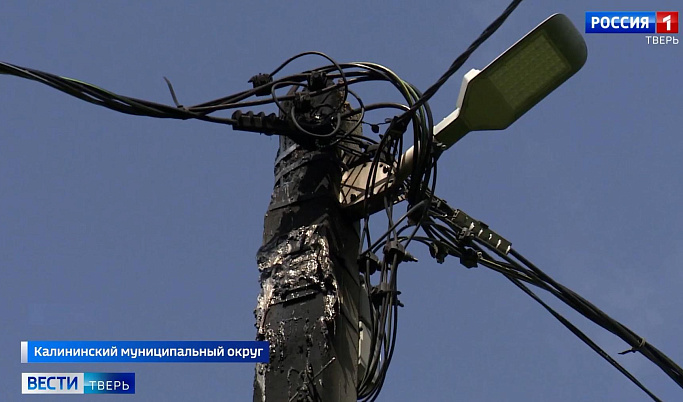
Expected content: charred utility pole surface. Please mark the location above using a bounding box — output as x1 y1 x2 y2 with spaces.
254 85 360 401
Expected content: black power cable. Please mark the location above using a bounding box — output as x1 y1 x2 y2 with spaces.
1 2 532 400
420 196 683 401
398 0 524 123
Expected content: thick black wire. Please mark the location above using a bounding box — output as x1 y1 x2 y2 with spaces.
358 257 391 397
398 0 524 122
509 249 683 389
507 276 662 402
470 248 663 401
485 245 683 390
420 221 662 400
3 50 440 402
358 90 438 398
466 236 664 402
2 58 402 127
189 52 387 113
266 51 349 116
359 191 436 400
0 61 238 125
423 197 682 399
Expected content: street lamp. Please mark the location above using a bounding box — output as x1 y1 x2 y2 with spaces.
434 13 587 148
340 13 587 212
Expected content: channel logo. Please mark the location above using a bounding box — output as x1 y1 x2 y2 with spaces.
657 12 679 33
21 373 135 394
586 12 678 33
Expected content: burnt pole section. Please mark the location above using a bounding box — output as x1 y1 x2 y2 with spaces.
253 85 361 401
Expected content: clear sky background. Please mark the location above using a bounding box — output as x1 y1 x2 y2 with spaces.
1 1 681 401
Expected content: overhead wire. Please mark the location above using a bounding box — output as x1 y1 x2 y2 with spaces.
8 2 614 400
418 195 683 401
398 0 524 121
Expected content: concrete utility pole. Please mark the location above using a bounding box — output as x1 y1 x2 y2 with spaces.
253 87 361 401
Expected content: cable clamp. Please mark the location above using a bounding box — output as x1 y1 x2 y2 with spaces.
460 248 481 269
293 92 313 112
429 242 448 264
370 284 404 308
619 337 646 355
431 139 448 159
358 252 382 275
248 73 273 96
307 71 328 91
456 226 474 244
382 116 408 140
384 240 417 263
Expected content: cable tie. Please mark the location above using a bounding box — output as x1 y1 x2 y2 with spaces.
619 337 646 355
163 77 186 110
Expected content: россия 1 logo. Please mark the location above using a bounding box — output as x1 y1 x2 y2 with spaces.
586 12 678 33
657 12 678 33
585 11 678 45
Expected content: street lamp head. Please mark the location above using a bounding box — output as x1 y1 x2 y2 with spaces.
435 13 587 148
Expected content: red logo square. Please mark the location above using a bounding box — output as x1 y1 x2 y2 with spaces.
657 12 678 33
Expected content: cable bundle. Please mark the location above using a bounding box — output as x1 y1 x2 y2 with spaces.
7 1 679 401
415 196 683 402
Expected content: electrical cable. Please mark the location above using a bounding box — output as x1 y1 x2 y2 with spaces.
418 196 683 401
508 276 662 402
1 3 530 398
398 0 524 122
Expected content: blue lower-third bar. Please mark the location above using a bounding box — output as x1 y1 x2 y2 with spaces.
21 341 269 363
22 372 135 394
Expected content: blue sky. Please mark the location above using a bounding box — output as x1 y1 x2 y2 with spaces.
1 1 681 401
